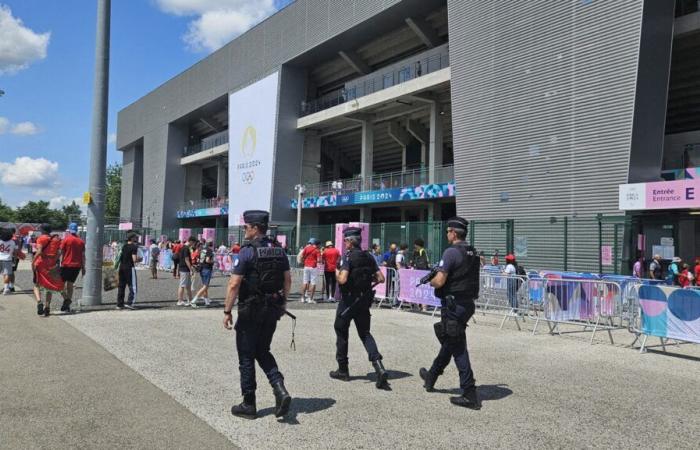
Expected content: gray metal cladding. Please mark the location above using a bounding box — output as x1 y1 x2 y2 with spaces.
447 0 645 221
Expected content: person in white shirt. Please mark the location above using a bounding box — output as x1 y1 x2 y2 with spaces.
503 254 518 310
0 228 18 295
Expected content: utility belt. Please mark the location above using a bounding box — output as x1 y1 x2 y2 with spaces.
438 293 474 311
238 292 285 323
339 289 375 317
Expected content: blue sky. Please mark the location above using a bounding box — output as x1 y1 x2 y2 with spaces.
0 0 293 209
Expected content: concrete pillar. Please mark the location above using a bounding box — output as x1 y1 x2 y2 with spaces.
302 135 322 184
427 203 442 222
360 206 371 223
429 102 444 183
216 159 227 197
361 121 374 190
185 165 202 201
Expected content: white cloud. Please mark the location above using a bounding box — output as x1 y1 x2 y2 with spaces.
108 132 117 145
0 116 8 134
10 121 39 136
0 5 50 74
155 0 276 52
48 195 70 209
0 156 59 188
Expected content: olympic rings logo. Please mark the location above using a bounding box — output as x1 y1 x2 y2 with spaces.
241 171 255 184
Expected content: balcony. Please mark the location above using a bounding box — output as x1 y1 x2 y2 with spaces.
292 165 455 209
183 130 229 157
300 44 449 117
176 197 229 219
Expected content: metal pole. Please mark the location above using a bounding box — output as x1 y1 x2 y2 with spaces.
295 186 304 251
83 0 111 306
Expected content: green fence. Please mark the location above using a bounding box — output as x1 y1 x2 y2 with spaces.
92 214 630 275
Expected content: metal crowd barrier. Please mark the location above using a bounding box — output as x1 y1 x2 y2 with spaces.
477 272 530 330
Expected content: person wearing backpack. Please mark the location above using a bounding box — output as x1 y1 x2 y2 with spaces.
411 238 430 270
667 257 682 286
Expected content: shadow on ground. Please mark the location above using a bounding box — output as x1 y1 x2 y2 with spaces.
257 397 336 425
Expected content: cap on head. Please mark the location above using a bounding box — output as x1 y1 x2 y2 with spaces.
68 223 78 234
505 254 516 262
673 256 682 263
243 210 269 225
308 238 319 245
325 241 333 247
446 216 469 232
343 227 362 240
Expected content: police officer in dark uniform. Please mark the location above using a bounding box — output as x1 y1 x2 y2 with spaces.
223 210 292 419
419 217 481 409
330 227 389 389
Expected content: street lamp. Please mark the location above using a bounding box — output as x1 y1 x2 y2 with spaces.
294 184 306 251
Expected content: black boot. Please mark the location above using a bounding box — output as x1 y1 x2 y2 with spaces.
272 381 292 418
419 367 437 392
60 299 71 312
372 360 389 389
450 386 481 410
329 363 350 381
231 392 257 419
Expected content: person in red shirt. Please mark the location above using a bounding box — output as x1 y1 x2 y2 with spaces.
32 224 63 317
678 263 692 288
171 240 183 278
322 241 341 302
59 223 85 312
300 238 321 303
693 257 700 286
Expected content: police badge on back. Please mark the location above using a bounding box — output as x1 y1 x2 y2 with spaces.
223 212 482 420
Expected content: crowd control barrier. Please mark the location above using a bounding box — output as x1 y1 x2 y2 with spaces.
477 272 530 330
395 269 441 314
375 267 399 308
629 283 700 353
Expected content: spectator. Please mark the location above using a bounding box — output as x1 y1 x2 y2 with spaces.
678 263 693 288
632 252 644 278
190 240 201 293
649 254 662 280
667 257 681 286
383 243 398 266
149 239 160 279
503 254 518 310
32 224 64 316
410 238 429 270
59 223 85 312
371 243 383 266
479 251 486 268
116 232 140 310
177 237 197 306
171 240 182 278
9 228 21 292
491 250 500 266
0 228 19 295
395 243 409 269
322 241 341 302
192 240 214 307
218 242 228 254
694 257 700 286
300 238 321 303
231 242 241 254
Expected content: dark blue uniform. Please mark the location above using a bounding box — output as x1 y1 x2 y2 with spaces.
233 236 290 395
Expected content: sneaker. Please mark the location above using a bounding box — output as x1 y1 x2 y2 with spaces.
9 286 15 292
124 304 135 310
183 301 191 307
2 288 9 295
115 305 125 310
37 302 44 316
204 298 212 306
328 296 335 303
190 302 199 309
191 297 199 305
176 301 186 306
308 299 316 304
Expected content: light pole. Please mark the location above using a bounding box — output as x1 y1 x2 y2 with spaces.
83 0 111 306
294 184 305 251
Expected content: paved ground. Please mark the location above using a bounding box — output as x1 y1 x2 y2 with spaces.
7 266 700 448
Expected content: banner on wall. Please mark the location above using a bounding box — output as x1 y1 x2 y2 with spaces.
228 71 280 226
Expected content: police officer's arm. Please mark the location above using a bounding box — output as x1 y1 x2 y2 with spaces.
337 269 349 285
283 270 291 297
431 248 456 289
430 271 448 289
223 274 242 330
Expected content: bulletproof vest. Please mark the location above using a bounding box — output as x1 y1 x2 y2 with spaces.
435 242 480 300
239 237 286 299
340 248 376 297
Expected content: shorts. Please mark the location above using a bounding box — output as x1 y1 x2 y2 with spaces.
149 257 158 268
179 272 192 288
200 268 212 286
303 267 317 285
1 260 13 276
61 267 81 283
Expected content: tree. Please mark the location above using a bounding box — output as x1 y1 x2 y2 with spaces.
0 198 15 222
62 201 82 222
15 201 68 230
106 163 122 221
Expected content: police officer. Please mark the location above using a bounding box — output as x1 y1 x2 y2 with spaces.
223 210 292 419
419 217 481 409
330 227 389 389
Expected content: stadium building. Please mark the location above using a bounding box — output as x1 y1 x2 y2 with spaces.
117 0 700 271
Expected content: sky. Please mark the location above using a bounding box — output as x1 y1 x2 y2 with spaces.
0 0 294 210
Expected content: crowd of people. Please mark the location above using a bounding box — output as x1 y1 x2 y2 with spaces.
638 253 700 287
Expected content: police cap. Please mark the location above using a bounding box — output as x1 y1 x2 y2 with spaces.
343 227 362 239
446 216 469 232
243 210 269 225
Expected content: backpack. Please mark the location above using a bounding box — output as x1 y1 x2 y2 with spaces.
516 265 526 277
413 248 429 270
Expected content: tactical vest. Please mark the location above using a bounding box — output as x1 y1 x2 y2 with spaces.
239 237 287 300
339 247 376 298
435 242 480 300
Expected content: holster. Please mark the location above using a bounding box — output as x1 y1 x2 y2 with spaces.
433 321 446 344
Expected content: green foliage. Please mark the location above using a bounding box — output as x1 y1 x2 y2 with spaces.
14 201 68 230
0 198 15 222
105 163 122 220
62 201 82 220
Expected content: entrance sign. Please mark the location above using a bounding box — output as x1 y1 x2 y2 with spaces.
229 72 280 226
619 180 700 210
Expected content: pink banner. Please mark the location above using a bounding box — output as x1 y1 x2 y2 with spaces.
335 223 349 251
601 246 613 266
398 269 440 307
178 228 191 241
277 234 287 249
118 222 133 231
620 180 700 210
348 222 370 250
375 266 388 298
203 228 216 241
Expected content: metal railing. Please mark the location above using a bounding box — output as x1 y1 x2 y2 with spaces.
177 197 228 213
300 49 450 116
300 164 454 198
183 130 229 157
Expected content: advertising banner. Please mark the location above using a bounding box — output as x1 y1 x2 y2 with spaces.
178 228 191 242
375 266 388 299
229 71 280 226
619 180 700 210
292 182 455 209
202 228 216 242
118 222 133 231
638 284 700 344
398 269 440 307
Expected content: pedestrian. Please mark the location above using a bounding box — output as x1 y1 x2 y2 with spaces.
678 263 693 288
218 242 228 254
395 243 409 269
9 228 21 292
419 217 481 410
149 239 160 279
330 227 389 389
59 223 85 312
371 243 383 266
491 249 500 266
667 256 682 286
503 254 519 310
223 210 292 420
177 236 196 306
171 240 182 278
192 240 214 307
694 257 700 286
116 232 140 310
32 224 64 316
190 240 201 294
632 252 644 278
410 238 430 270
649 254 662 280
1 228 19 295
322 241 341 302
479 251 486 268
300 238 321 303
382 243 397 266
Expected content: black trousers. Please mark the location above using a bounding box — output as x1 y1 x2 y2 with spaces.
334 297 382 365
324 271 337 298
235 311 284 394
116 266 136 307
429 299 476 390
